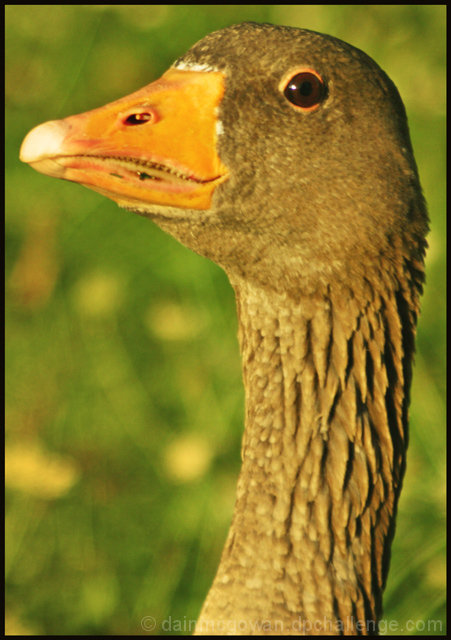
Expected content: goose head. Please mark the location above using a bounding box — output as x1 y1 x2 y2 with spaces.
20 22 427 298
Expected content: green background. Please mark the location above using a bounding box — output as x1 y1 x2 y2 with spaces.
6 5 446 636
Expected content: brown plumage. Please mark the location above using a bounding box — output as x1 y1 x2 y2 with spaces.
20 22 427 636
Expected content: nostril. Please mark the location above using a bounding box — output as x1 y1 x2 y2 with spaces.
123 112 154 126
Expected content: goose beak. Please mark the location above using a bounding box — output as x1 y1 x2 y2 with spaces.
20 69 229 211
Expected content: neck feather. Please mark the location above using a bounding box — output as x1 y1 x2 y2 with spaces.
195 267 421 636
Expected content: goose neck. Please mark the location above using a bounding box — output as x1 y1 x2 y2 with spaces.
196 278 412 635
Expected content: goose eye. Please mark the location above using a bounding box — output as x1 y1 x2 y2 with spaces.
283 71 325 110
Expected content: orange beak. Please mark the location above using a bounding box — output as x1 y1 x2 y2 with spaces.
19 69 229 211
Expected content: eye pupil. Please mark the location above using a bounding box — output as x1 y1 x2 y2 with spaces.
284 72 325 110
299 81 312 96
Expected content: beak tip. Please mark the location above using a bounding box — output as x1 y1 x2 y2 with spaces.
20 120 69 164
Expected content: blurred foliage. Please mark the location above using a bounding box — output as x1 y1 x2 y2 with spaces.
6 5 445 636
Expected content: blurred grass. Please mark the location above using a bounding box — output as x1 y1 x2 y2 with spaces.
5 5 445 636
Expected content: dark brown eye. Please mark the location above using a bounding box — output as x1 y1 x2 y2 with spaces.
283 71 325 110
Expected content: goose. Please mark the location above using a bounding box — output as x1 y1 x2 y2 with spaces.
20 22 428 636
